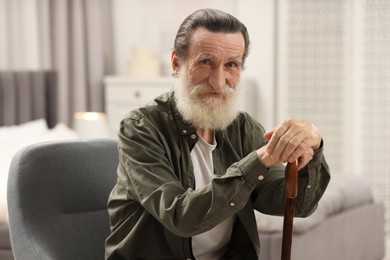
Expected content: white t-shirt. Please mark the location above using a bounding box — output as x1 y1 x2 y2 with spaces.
190 135 235 260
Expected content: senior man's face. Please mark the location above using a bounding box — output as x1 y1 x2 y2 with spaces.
173 27 246 130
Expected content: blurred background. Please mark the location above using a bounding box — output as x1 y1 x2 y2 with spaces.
1 0 389 254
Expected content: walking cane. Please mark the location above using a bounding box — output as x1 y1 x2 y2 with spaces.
281 160 298 260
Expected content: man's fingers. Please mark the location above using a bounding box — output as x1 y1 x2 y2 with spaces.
263 128 275 141
263 132 272 141
268 126 302 160
296 149 314 170
266 124 290 154
280 132 308 162
263 118 321 168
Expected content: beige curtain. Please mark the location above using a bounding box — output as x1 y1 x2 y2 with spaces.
0 0 114 125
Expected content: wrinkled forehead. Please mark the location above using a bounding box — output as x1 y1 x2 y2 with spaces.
188 27 245 59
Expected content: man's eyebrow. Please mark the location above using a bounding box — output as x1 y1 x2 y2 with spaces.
229 56 243 64
196 52 215 61
196 53 243 64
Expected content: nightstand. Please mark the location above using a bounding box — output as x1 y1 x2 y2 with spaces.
104 76 173 135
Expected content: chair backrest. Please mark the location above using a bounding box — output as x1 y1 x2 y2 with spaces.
7 139 118 260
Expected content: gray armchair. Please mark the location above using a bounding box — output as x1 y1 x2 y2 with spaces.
7 139 118 260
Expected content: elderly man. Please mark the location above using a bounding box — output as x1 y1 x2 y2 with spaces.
105 8 330 260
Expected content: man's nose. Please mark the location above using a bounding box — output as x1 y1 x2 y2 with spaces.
208 66 226 90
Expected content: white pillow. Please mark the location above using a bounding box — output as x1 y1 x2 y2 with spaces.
0 119 48 142
29 123 80 143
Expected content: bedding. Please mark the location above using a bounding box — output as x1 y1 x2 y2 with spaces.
255 173 374 233
0 119 79 224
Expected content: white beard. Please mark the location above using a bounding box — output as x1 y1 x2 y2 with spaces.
173 66 240 130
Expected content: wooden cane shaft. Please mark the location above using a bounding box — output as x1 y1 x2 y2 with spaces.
281 198 295 260
281 161 299 260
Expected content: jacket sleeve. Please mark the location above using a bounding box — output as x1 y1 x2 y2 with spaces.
236 113 331 217
252 141 331 217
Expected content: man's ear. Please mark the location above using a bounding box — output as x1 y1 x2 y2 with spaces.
171 51 180 75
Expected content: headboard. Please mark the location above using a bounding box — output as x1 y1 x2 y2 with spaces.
0 70 58 128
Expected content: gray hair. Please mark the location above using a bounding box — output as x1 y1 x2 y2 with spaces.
173 9 250 68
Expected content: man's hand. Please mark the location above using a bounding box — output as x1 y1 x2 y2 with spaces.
256 118 322 170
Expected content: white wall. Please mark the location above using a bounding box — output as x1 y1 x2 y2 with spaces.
111 0 276 129
236 0 276 129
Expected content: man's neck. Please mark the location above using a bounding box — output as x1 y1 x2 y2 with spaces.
197 128 215 144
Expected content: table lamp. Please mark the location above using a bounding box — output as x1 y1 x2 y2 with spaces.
73 112 112 138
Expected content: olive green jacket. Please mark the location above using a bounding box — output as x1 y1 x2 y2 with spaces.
105 91 330 259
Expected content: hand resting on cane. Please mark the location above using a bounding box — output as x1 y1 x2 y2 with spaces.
256 118 322 170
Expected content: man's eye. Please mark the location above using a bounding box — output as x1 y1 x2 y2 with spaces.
200 59 211 65
226 62 239 69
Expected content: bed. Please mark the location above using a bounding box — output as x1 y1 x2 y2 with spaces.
0 71 79 260
256 173 386 260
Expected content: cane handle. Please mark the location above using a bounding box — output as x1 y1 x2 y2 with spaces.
285 161 298 199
